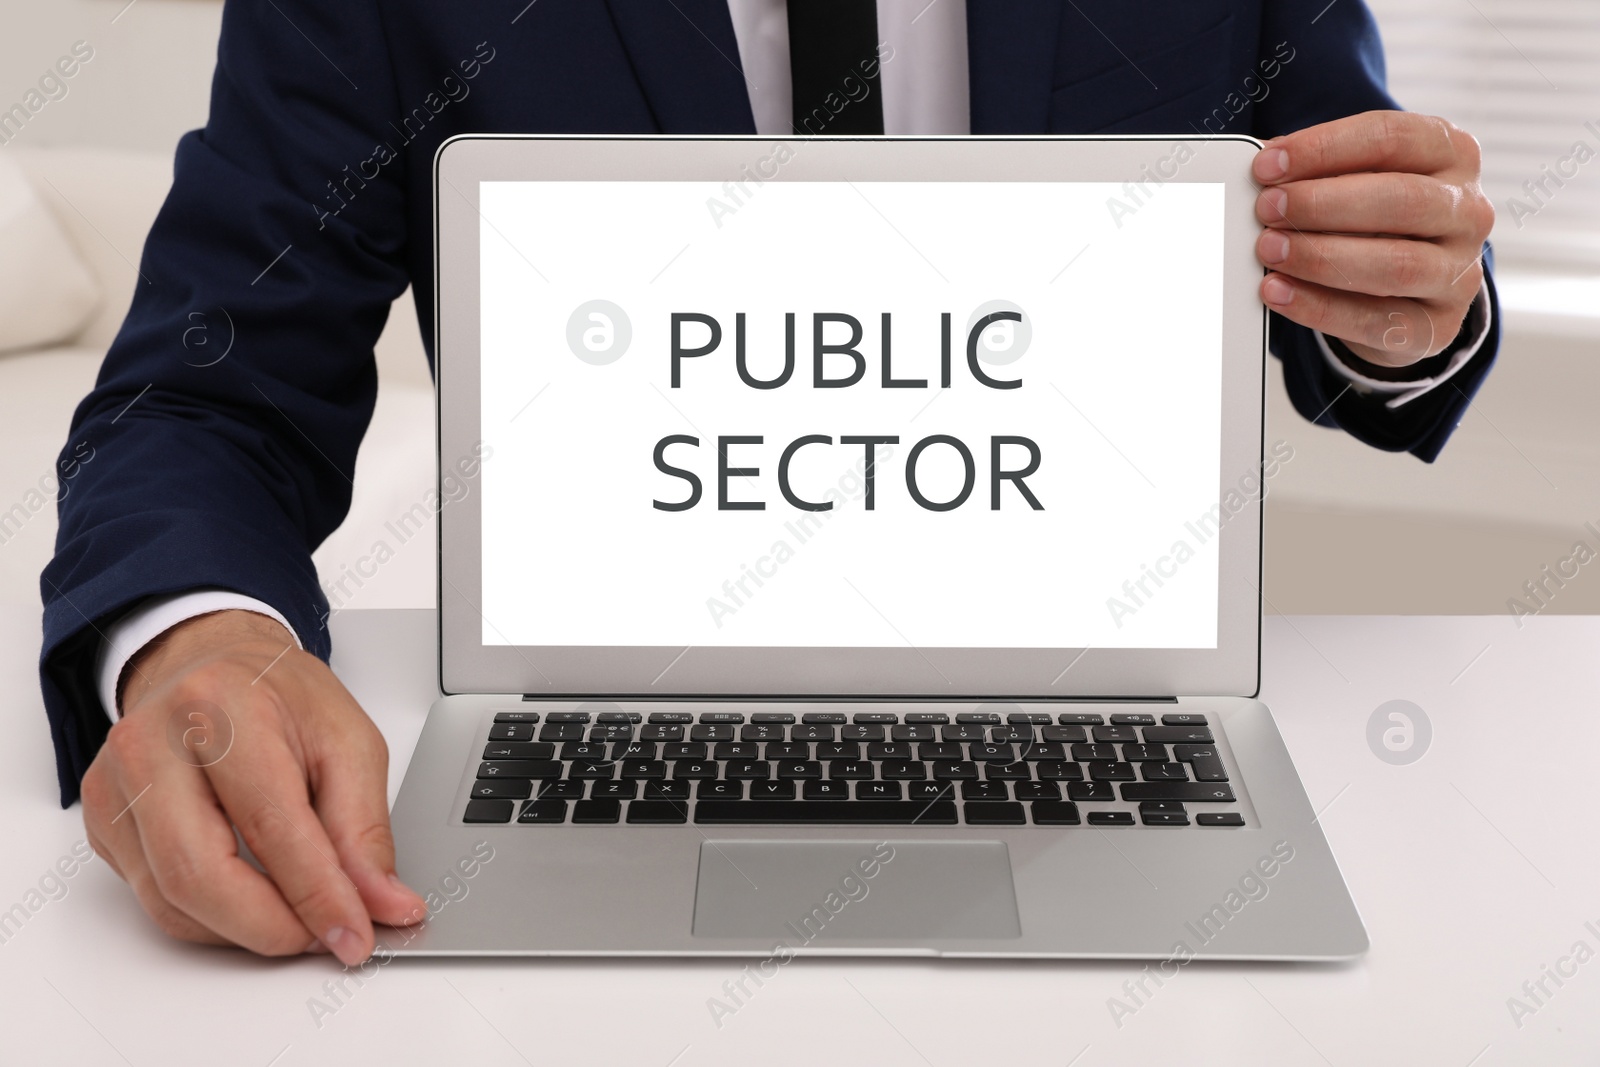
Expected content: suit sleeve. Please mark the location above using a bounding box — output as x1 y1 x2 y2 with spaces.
39 0 412 805
1251 0 1499 462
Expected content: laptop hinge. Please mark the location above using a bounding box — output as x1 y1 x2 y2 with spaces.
520 694 1181 703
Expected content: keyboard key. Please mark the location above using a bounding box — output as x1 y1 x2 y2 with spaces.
698 780 743 799
1120 783 1237 803
1041 725 1088 743
881 760 928 780
726 761 772 780
1141 811 1189 826
815 742 860 761
802 712 847 725
1072 743 1118 761
698 712 745 724
620 760 668 779
1121 744 1168 762
891 724 935 742
932 761 979 780
572 799 621 824
626 800 688 823
1019 742 1067 762
917 742 964 762
1014 781 1061 801
694 801 958 824
1143 726 1215 744
752 712 796 724
492 711 540 724
1031 800 1080 825
907 782 953 801
471 779 533 800
969 743 1016 763
464 799 514 823
713 742 760 760
1173 745 1230 781
568 762 615 780
942 724 987 742
639 725 684 742
1068 781 1115 802
1197 812 1245 827
588 725 633 743
750 781 799 800
741 724 786 742
596 711 640 722
1056 713 1104 725
841 724 886 742
647 712 694 724
1093 725 1138 743
1087 811 1134 826
538 780 585 800
644 781 690 800
478 760 562 780
867 742 913 761
962 781 1010 801
546 711 591 723
1162 713 1208 726
672 760 719 780
1142 762 1190 781
1007 712 1053 725
765 742 811 761
990 726 1033 743
853 712 899 724
1088 761 1136 782
488 723 536 742
613 741 656 761
538 724 585 742
904 712 950 724
482 741 556 761
776 761 823 779
560 741 609 761
690 724 735 742
828 760 875 780
591 781 638 800
858 781 903 800
517 799 568 823
663 742 707 760
803 780 850 800
792 725 835 742
1110 713 1157 726
957 712 1002 725
1036 760 1085 781
984 761 1031 780
964 802 1025 825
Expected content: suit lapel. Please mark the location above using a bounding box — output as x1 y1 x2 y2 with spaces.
966 0 1063 133
603 0 758 133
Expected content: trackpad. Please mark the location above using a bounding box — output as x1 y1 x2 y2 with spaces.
692 840 1021 940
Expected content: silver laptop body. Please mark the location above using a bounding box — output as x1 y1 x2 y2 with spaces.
390 135 1368 960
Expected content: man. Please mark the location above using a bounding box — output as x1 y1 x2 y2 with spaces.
41 0 1496 966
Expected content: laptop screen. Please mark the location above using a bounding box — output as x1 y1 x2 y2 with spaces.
477 177 1224 652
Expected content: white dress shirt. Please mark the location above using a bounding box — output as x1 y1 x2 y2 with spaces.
94 0 1490 718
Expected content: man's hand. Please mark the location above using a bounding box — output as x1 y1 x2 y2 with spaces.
80 610 425 964
1253 110 1495 368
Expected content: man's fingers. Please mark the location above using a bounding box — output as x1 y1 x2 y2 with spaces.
1253 110 1466 183
306 697 428 928
1256 230 1472 301
1256 171 1469 238
1261 272 1446 363
207 730 376 966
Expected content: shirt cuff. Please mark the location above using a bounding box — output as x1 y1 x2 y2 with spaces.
1316 277 1493 409
94 589 302 722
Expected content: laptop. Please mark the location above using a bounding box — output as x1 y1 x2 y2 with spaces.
389 134 1369 960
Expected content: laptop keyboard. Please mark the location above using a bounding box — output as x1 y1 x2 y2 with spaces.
462 708 1242 828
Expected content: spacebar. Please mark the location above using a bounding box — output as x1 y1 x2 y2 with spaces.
694 800 958 824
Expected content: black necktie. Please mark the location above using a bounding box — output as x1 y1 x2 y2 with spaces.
787 0 886 135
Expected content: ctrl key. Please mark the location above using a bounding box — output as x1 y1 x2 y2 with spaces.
1196 812 1245 827
517 799 569 824
463 798 513 823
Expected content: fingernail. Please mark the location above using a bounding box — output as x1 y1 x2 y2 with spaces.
323 925 366 967
1259 230 1290 265
1255 148 1288 181
306 938 331 955
1262 275 1295 307
1260 188 1289 221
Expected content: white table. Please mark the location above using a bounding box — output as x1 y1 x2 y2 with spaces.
2 608 1595 1066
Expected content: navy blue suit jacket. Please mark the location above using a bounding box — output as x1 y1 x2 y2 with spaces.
42 0 1499 804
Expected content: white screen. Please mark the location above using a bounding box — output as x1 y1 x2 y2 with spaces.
479 179 1223 649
